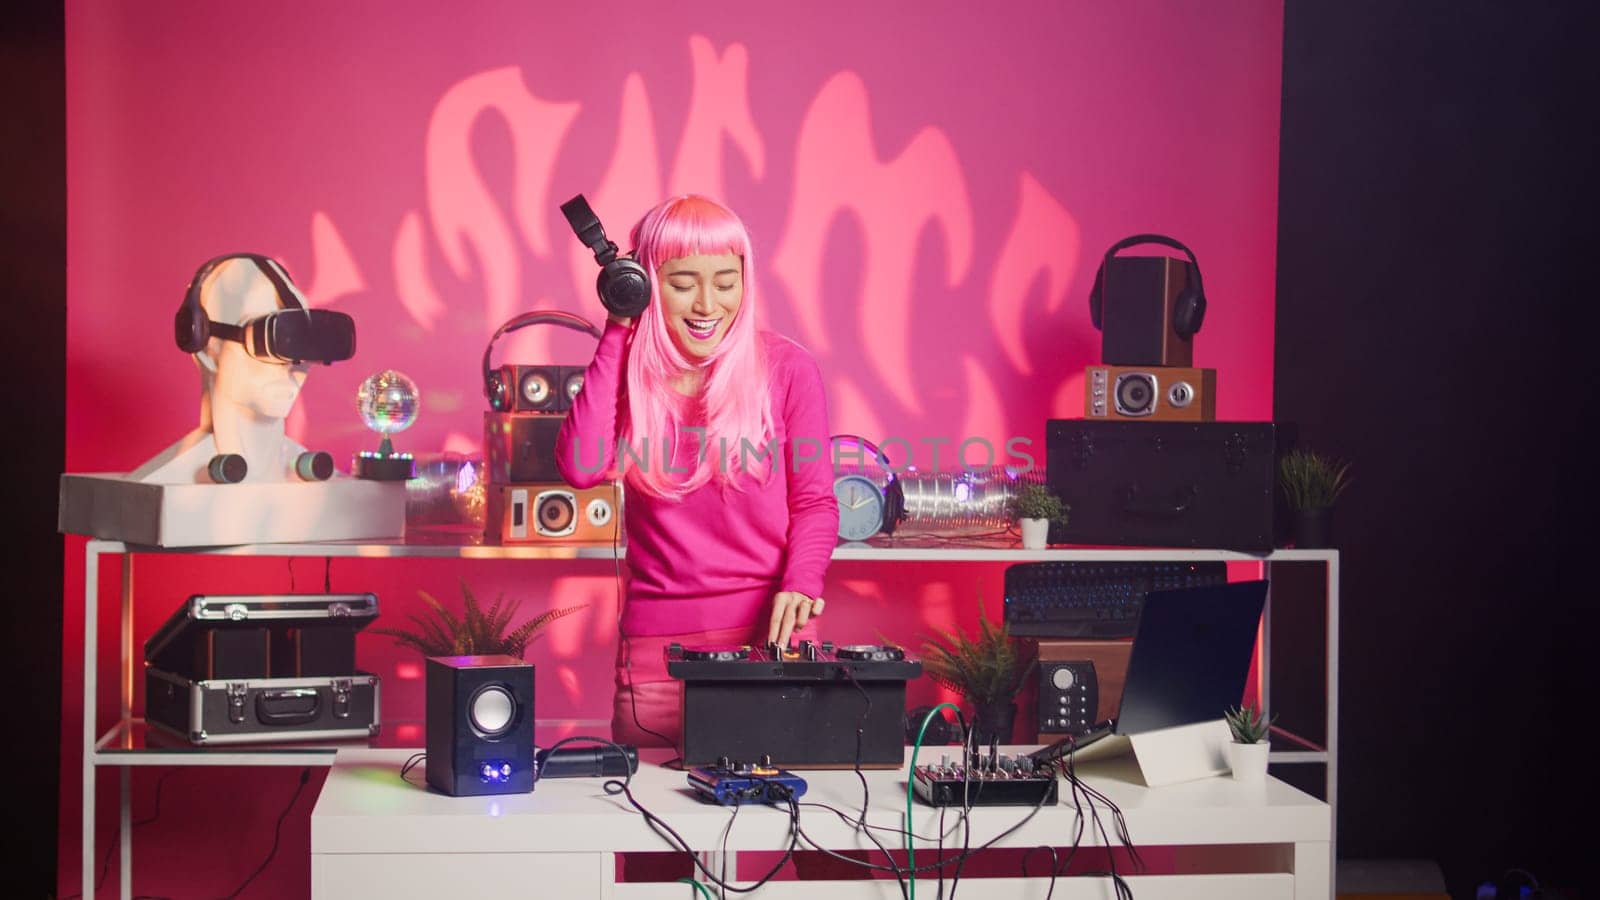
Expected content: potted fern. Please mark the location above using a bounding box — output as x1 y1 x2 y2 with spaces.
371 579 587 658
1009 482 1068 550
1224 703 1277 782
1278 449 1352 549
920 595 1037 745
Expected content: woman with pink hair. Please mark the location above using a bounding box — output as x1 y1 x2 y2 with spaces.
556 194 839 750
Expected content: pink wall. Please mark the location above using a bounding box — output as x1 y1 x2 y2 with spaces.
63 1 1282 895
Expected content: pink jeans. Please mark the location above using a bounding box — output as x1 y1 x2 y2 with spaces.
611 619 822 749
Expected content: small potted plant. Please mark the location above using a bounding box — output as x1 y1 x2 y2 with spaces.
371 578 587 658
1009 482 1068 550
1224 703 1277 782
920 594 1038 745
1278 449 1351 549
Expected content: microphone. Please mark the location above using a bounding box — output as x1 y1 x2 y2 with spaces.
535 743 639 779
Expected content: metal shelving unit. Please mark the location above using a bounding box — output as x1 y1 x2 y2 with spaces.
77 536 1338 899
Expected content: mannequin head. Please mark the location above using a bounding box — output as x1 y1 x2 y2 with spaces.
192 257 311 424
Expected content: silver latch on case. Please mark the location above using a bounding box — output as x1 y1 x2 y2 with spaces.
226 682 248 724
332 679 352 718
224 603 248 621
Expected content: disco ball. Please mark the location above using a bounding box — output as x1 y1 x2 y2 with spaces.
357 370 420 436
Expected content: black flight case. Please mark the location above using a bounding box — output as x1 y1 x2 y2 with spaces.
143 593 381 745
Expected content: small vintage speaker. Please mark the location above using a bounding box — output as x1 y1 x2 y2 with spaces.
1085 365 1216 421
1100 255 1196 367
485 481 622 544
490 364 587 414
1035 639 1133 741
485 412 565 483
425 655 535 796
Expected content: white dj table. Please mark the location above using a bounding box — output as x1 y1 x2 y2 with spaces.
311 747 1330 899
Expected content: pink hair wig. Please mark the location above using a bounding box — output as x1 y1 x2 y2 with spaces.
621 195 775 499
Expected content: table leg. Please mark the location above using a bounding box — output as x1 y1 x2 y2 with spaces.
119 767 131 900
81 543 99 899
1295 840 1332 900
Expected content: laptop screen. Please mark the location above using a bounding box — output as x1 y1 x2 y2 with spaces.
1115 579 1269 735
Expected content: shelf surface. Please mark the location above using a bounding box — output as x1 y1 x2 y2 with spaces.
92 718 615 767
85 532 1337 563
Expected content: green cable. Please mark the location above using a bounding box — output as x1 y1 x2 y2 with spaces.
675 876 716 899
906 701 963 900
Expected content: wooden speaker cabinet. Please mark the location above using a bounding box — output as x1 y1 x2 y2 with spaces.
1035 638 1133 742
1100 255 1195 367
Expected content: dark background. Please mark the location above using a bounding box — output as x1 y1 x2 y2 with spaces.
1273 1 1589 897
9 0 1589 897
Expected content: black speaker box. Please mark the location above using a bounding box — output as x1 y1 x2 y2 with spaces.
680 679 912 769
485 412 565 484
1100 255 1195 367
425 655 536 796
1045 420 1280 552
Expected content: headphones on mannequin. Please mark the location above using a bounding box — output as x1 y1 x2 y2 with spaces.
560 194 652 319
482 309 604 412
175 252 356 364
1087 234 1208 339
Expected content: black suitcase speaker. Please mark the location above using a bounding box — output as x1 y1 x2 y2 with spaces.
1044 420 1280 552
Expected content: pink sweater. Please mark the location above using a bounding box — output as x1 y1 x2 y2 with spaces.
555 322 840 637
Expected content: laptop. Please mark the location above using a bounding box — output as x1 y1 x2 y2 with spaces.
1027 579 1269 765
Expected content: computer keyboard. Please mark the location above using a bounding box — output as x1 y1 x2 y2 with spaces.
1002 561 1228 638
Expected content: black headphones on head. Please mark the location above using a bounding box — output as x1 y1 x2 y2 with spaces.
1088 234 1208 339
560 194 651 319
175 253 303 353
482 310 604 412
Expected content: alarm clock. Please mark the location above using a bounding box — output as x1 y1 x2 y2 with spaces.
829 434 905 542
834 473 885 541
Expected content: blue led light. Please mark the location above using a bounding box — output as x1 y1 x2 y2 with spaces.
478 760 516 783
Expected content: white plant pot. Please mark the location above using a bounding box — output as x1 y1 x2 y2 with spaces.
1227 740 1271 781
1020 518 1050 550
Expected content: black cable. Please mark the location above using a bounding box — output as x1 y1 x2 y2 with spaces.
324 557 331 593
217 767 311 900
794 790 1045 880
605 771 801 894
840 666 909 897
611 496 675 751
399 751 427 785
286 558 296 592
799 800 965 845
791 804 980 877
1022 845 1059 900
566 734 802 895
718 803 739 899
949 722 977 897
1048 743 1141 897
620 630 676 749
64 768 182 900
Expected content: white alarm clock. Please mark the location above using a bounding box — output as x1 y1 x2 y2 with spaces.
829 434 903 542
834 473 886 541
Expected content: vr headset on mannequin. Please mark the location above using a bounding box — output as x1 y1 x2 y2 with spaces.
175 252 356 365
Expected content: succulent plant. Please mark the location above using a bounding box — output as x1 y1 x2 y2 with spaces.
1225 704 1278 744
